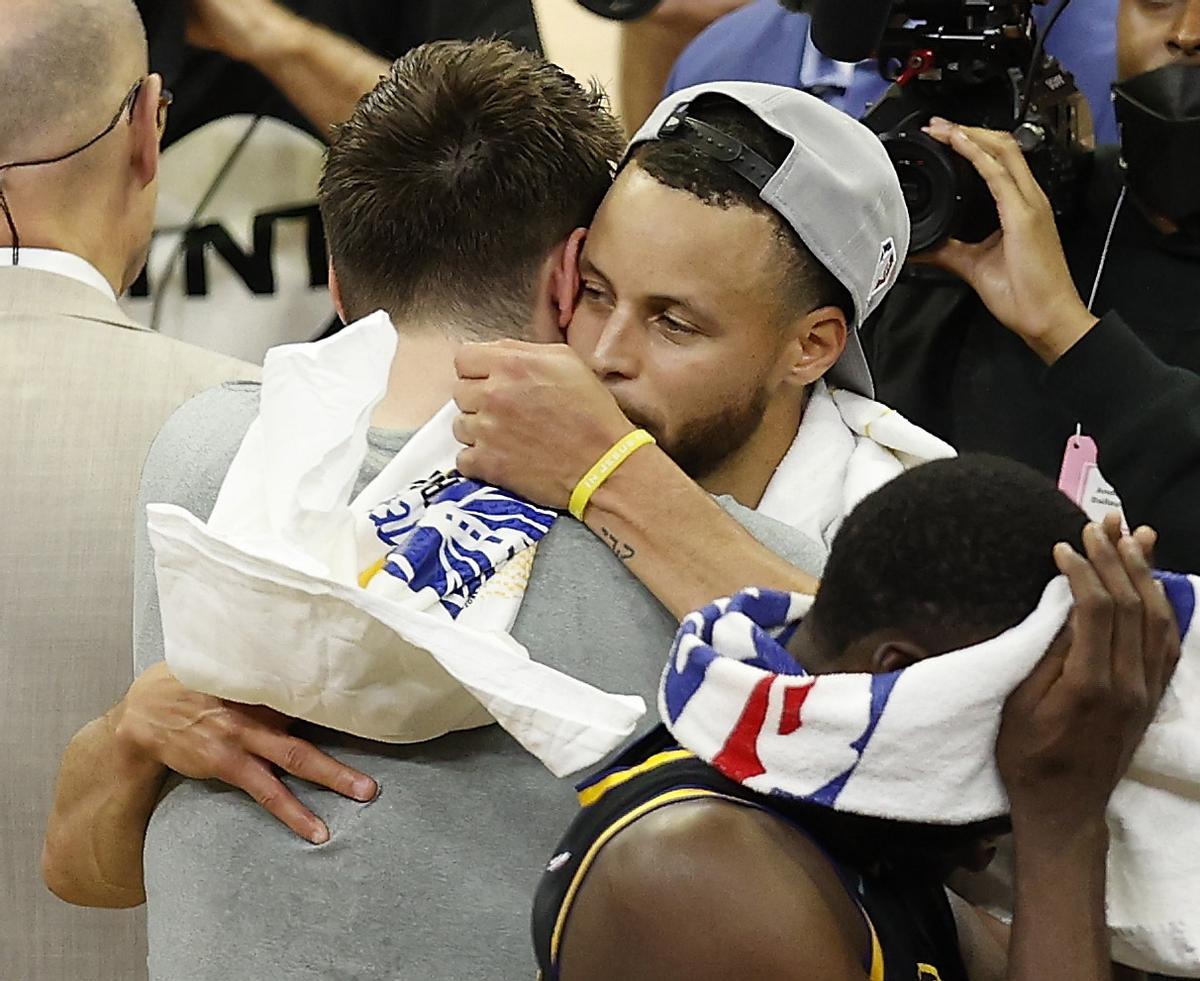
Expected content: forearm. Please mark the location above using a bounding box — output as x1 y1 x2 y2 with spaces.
581 446 818 621
42 709 168 908
1006 817 1111 981
618 21 695 136
242 8 388 138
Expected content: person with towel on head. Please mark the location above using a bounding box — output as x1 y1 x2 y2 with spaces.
534 456 1179 981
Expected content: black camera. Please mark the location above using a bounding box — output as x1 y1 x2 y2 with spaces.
811 0 1092 252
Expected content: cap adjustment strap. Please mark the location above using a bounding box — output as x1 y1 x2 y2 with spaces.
657 104 778 191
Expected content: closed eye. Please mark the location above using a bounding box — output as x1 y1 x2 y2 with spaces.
580 281 612 303
656 314 699 337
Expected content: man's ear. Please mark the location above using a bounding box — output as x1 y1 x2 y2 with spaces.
779 306 848 389
870 639 932 674
328 261 348 323
130 73 164 189
552 227 588 332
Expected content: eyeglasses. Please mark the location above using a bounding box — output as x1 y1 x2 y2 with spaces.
0 77 173 265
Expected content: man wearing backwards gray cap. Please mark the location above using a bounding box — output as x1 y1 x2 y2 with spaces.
45 73 926 981
455 80 917 560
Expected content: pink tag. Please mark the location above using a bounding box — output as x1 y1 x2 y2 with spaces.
1058 430 1127 527
1058 432 1098 503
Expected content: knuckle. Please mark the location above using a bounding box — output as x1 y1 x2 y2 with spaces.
220 714 247 743
1067 675 1108 708
1148 609 1173 637
201 744 235 779
1079 592 1114 618
252 785 283 810
278 738 310 775
1114 594 1142 618
1127 688 1150 714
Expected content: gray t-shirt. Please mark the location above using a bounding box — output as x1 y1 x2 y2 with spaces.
134 381 826 981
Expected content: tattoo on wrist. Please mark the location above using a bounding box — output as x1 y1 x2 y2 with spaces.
600 527 636 562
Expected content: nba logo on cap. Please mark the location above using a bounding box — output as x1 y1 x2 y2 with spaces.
868 238 897 300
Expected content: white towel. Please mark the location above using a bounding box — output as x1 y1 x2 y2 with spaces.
148 313 644 777
661 581 1200 977
758 382 955 551
147 311 951 774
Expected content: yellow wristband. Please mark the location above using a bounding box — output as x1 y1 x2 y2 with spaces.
568 429 657 521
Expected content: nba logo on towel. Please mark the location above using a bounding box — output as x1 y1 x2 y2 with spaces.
869 238 897 299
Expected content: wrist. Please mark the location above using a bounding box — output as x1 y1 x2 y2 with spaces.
1010 809 1109 857
104 700 166 780
568 427 656 521
1026 301 1099 365
583 442 669 526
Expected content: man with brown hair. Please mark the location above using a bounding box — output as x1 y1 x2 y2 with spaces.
44 40 822 981
123 0 542 361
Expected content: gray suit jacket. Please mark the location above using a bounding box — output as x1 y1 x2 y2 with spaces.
0 267 260 981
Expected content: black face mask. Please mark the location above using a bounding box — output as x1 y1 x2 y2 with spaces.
1113 62 1200 231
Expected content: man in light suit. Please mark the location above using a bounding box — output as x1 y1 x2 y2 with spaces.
0 2 257 978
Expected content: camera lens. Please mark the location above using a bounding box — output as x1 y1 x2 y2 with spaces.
898 161 934 217
880 132 962 253
880 130 1001 252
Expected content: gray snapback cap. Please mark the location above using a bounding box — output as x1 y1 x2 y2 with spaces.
628 81 911 398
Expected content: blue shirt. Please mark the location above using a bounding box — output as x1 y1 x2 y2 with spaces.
665 0 1119 146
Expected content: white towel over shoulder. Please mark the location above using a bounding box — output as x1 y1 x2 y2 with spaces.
147 311 952 774
147 314 645 777
758 382 954 551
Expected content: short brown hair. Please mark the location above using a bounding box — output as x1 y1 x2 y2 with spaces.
319 40 624 338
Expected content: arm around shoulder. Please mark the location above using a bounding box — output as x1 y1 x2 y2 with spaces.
582 446 821 621
43 384 262 905
42 698 168 908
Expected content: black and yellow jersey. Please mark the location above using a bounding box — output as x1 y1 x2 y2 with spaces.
532 727 968 981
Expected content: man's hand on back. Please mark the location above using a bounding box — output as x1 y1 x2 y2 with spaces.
452 340 635 509
918 118 1100 365
114 663 378 844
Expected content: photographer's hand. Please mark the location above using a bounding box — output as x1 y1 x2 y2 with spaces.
919 118 1098 365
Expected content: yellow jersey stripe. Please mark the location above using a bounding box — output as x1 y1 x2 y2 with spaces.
869 916 885 981
576 749 697 808
549 787 725 961
552 785 886 981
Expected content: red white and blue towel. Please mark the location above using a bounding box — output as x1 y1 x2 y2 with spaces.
660 579 1200 977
